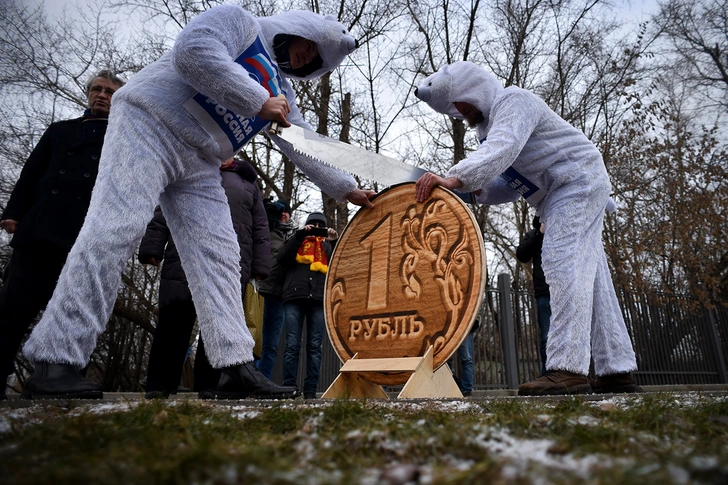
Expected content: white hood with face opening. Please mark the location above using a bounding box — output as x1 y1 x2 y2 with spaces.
415 61 503 127
258 10 357 81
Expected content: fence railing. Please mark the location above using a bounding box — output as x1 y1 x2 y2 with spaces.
272 274 728 392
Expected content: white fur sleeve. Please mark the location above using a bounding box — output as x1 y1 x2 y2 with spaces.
446 92 540 192
272 135 358 202
171 5 269 119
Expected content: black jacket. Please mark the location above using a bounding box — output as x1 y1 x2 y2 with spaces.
516 217 550 298
2 115 106 250
138 161 270 305
258 228 287 298
277 228 334 303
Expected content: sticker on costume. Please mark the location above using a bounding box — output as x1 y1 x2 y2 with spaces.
183 36 284 154
479 136 546 206
500 167 546 206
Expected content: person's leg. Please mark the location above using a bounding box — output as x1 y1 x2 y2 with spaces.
590 252 639 392
282 301 304 388
536 295 552 376
145 282 197 397
0 246 67 384
158 157 297 400
256 296 285 379
518 182 608 395
458 333 474 395
192 336 220 395
158 164 254 369
540 190 606 376
302 303 325 398
23 102 181 370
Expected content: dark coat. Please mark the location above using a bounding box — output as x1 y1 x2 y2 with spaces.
516 217 550 298
278 228 334 303
258 228 287 298
138 161 270 305
1 115 106 251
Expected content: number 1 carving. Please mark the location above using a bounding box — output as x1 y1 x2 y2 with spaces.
359 214 392 310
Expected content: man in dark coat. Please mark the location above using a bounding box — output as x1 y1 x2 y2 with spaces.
516 216 551 376
0 70 124 399
139 158 270 399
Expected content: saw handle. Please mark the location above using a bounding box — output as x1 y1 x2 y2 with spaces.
268 93 287 135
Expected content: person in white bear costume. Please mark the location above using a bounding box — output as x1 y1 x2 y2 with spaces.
414 61 639 395
21 4 375 400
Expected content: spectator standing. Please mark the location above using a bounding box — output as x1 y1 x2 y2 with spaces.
139 158 270 399
277 212 336 398
517 216 550 376
256 199 293 379
0 71 124 400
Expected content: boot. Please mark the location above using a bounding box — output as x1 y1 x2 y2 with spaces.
592 372 642 393
214 362 300 400
144 390 170 400
21 362 102 400
518 370 592 396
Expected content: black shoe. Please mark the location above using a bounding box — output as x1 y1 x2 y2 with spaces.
144 390 170 400
21 362 102 400
214 362 300 400
197 389 215 400
304 393 316 399
592 372 642 393
461 390 472 397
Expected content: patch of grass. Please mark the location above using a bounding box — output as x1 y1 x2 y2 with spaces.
1 394 727 484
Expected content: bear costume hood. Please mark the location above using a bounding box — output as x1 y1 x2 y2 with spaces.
259 11 358 81
415 61 503 127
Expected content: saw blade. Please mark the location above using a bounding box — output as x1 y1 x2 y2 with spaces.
272 125 426 186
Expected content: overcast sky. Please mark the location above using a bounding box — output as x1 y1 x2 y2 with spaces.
33 0 662 25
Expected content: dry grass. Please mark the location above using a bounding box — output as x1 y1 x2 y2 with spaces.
0 393 727 484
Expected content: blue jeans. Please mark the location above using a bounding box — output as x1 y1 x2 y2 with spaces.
282 299 325 396
256 296 285 379
449 332 474 393
537 295 552 375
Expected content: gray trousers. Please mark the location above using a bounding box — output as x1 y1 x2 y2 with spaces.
24 101 255 368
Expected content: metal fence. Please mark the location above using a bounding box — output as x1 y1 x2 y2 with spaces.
272 274 728 392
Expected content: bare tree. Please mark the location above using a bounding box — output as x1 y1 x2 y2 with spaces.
653 0 728 113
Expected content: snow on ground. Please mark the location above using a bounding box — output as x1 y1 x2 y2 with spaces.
1 392 726 483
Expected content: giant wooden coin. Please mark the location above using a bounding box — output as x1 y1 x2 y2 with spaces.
325 182 486 385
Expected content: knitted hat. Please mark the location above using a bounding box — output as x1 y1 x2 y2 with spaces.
305 212 327 226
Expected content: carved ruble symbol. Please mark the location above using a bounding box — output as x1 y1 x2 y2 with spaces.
325 183 486 385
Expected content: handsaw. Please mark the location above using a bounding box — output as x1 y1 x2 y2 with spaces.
270 124 426 186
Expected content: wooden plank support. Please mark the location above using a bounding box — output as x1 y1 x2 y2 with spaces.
322 347 463 399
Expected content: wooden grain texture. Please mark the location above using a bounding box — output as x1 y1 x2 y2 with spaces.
325 182 486 385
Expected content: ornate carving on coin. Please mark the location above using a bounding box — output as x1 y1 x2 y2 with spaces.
325 183 486 385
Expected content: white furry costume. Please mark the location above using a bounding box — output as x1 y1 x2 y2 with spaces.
415 62 637 376
24 5 359 368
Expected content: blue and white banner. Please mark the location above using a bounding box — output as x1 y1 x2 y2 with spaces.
184 36 284 155
500 166 546 206
479 136 546 206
